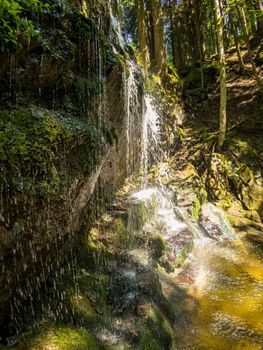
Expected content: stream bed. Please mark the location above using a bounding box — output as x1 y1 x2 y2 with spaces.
174 237 263 349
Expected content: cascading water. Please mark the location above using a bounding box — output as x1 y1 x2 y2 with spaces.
141 96 161 185
123 61 162 181
123 61 141 176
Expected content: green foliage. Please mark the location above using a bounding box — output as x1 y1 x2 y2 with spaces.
177 127 185 141
0 0 48 51
199 127 217 144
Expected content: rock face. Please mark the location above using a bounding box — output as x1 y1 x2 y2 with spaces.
199 203 236 240
0 2 143 330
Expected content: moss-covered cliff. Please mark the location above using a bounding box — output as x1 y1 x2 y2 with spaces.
0 0 143 332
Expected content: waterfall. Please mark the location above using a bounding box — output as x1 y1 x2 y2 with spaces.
123 61 141 176
123 64 162 181
141 96 161 185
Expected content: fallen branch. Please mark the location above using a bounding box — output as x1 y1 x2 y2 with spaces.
226 117 246 132
201 117 246 141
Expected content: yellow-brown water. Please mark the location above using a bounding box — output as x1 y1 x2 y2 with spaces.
176 237 263 350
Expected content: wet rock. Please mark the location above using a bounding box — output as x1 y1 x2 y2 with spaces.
136 302 151 318
229 163 263 215
148 232 166 259
199 203 236 240
166 162 207 220
245 229 263 245
205 153 229 200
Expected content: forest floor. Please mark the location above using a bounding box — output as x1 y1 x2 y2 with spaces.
167 63 263 243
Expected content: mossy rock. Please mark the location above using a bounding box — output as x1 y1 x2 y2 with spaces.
113 218 133 246
83 230 115 270
10 326 102 350
226 213 263 232
227 163 263 214
75 272 110 315
148 233 166 259
128 198 157 232
138 304 174 349
175 240 194 267
138 329 160 350
0 108 106 197
145 306 174 349
191 196 201 222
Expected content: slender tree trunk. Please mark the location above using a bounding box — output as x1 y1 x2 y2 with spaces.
236 1 263 92
229 12 245 71
255 0 263 38
175 14 185 69
137 0 149 71
194 0 204 88
245 0 257 34
112 0 122 32
191 19 199 65
150 0 167 78
168 0 177 66
209 6 217 55
112 0 119 17
215 0 227 152
213 2 220 55
145 0 155 62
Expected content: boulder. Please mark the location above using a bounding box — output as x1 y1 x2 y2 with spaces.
199 203 236 240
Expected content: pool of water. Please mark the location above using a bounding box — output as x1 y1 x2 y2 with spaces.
175 237 263 350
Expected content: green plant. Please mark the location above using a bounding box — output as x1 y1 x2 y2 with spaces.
0 0 48 51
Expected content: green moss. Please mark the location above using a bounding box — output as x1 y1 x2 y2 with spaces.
199 127 217 143
145 306 174 349
148 233 166 259
68 269 113 328
231 139 259 164
128 202 148 232
175 240 194 267
139 330 160 350
177 127 185 141
130 197 158 232
11 325 101 350
191 196 201 222
114 218 133 246
83 233 115 271
0 108 108 197
75 75 105 101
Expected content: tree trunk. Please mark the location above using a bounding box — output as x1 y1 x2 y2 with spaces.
245 0 257 34
255 0 263 38
137 0 149 72
209 4 217 55
146 0 155 63
236 1 263 93
168 0 177 66
215 0 227 152
150 0 167 78
194 0 204 88
229 12 245 71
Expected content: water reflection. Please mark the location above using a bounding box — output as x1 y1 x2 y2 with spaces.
175 238 263 349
